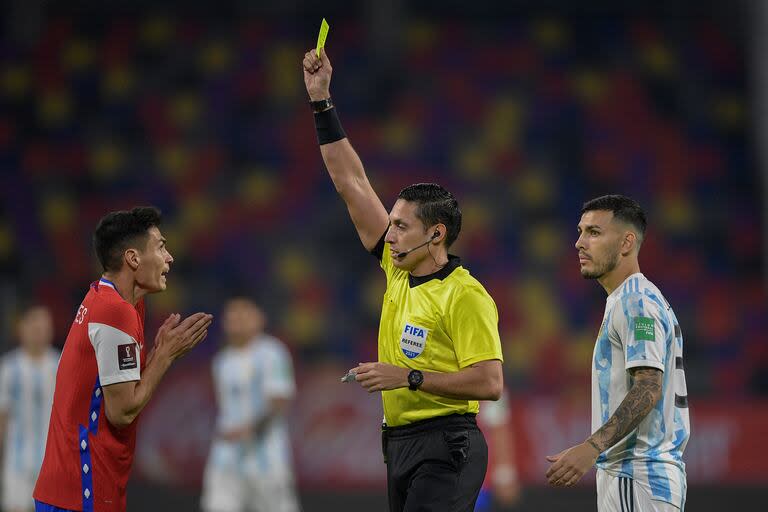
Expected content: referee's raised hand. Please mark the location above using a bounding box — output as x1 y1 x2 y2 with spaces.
303 48 332 101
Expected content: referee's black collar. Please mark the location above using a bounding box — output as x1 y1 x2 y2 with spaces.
409 255 462 288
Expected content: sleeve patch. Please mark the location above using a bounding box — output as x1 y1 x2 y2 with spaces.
634 316 656 341
88 322 141 385
118 344 138 370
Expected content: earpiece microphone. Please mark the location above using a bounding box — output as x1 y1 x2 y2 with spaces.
396 231 440 259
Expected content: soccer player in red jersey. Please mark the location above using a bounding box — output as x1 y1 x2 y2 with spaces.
33 207 213 512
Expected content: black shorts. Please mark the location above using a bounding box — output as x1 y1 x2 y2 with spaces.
382 413 488 512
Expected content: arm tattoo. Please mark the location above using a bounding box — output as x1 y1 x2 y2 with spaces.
588 368 662 453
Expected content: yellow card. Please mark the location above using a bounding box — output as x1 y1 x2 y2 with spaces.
316 18 329 57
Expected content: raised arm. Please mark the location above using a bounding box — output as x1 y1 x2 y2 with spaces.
303 49 389 251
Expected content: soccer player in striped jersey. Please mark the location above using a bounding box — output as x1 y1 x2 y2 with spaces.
0 305 59 512
546 195 690 511
201 297 299 512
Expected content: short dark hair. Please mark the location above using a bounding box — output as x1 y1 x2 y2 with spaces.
225 289 260 308
93 207 162 272
397 183 462 247
582 195 647 241
13 300 48 324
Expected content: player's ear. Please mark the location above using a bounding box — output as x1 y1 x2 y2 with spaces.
621 231 637 255
124 248 140 271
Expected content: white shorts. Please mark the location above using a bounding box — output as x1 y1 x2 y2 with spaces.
596 469 680 512
2 467 36 511
200 466 300 512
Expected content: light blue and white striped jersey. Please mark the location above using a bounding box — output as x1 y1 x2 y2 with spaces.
0 347 59 476
207 334 296 478
592 273 690 509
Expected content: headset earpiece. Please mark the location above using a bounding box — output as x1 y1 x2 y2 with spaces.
397 229 442 259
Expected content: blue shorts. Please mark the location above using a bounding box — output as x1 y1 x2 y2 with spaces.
35 500 77 512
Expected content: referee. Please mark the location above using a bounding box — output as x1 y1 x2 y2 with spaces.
303 49 504 512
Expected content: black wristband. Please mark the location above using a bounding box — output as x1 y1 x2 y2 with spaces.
314 107 346 145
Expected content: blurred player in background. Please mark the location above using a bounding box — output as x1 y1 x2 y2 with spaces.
33 207 212 512
475 391 521 512
0 305 59 512
546 195 690 511
201 296 299 512
303 48 503 512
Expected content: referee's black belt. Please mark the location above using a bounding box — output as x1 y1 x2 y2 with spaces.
382 413 477 438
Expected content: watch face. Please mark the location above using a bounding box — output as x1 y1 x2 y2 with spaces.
409 370 423 388
311 98 333 112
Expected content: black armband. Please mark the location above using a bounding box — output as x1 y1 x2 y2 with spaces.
314 106 346 145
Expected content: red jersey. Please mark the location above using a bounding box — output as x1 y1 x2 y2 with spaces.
34 279 146 512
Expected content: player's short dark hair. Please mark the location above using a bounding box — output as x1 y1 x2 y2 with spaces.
582 195 647 242
225 291 259 308
93 207 162 272
398 183 462 248
13 299 48 324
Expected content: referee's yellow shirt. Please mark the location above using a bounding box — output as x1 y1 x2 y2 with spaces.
377 241 504 426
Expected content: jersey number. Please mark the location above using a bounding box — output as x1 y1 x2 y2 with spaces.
673 323 688 408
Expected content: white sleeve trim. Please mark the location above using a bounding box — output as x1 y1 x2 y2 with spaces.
625 359 665 372
88 322 141 386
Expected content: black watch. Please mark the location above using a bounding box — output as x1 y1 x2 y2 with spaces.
310 97 334 113
408 369 424 391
